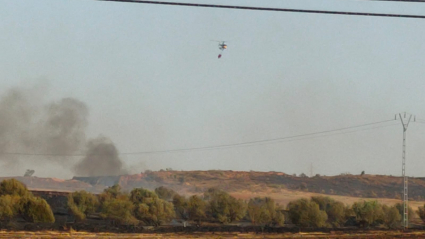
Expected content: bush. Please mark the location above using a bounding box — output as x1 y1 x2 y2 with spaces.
155 186 177 201
287 198 327 227
0 195 16 220
67 190 99 221
311 196 346 227
417 204 425 222
98 185 139 225
0 179 29 197
187 195 206 224
134 197 175 226
173 194 188 219
394 203 415 222
130 188 175 226
351 201 383 227
382 205 401 229
130 188 158 204
204 188 246 224
326 201 346 227
0 179 55 223
247 197 284 226
103 184 122 197
18 195 55 223
101 197 138 225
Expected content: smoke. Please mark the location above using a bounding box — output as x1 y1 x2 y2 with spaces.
0 87 43 169
0 87 88 158
0 85 128 177
73 136 128 176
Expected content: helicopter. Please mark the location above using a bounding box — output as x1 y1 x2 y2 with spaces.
212 40 227 59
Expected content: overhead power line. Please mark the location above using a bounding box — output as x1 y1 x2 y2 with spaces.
366 0 425 2
0 119 395 157
95 0 425 19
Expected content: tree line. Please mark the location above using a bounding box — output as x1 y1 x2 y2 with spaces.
68 184 421 229
2 179 425 229
68 185 284 227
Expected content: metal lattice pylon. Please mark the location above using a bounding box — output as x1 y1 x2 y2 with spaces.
399 113 412 230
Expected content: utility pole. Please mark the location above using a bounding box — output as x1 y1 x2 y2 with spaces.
398 112 413 230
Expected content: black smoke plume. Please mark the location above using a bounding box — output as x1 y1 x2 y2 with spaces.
73 136 128 176
0 86 128 177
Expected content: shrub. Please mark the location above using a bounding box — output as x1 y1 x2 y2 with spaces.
382 205 401 229
0 195 16 220
394 203 415 222
130 188 175 226
417 204 425 222
18 195 55 223
155 186 177 201
187 195 206 224
98 184 124 204
311 196 346 227
67 190 99 221
134 197 175 226
351 201 383 227
287 198 327 227
247 197 284 226
101 197 138 225
130 188 158 204
204 188 246 224
172 194 188 219
0 179 29 197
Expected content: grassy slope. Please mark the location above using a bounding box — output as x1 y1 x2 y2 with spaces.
118 170 425 211
5 170 425 211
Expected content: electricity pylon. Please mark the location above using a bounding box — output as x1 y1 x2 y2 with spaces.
398 112 413 229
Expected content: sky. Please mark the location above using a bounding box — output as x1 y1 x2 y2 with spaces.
0 0 425 179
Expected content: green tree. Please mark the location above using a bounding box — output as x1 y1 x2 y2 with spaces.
130 188 175 226
311 196 346 227
18 195 55 223
287 198 327 227
0 179 55 223
134 197 175 226
67 190 99 221
187 195 206 224
382 205 401 229
0 179 29 197
0 195 16 220
130 188 158 204
98 185 139 225
247 197 284 226
173 194 188 219
98 184 125 205
326 201 346 227
351 201 383 227
417 204 425 222
101 197 138 225
394 203 415 222
155 186 177 201
247 197 270 225
204 188 246 223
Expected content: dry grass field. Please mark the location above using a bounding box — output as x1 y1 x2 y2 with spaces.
230 188 425 212
1 231 425 239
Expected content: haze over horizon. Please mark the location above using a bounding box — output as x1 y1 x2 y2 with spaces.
1 0 425 179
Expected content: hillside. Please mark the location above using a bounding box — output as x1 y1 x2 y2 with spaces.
75 170 425 200
4 170 425 210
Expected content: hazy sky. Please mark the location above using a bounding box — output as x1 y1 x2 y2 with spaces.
1 0 425 179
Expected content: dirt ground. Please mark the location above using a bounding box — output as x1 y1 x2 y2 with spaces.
1 231 425 239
